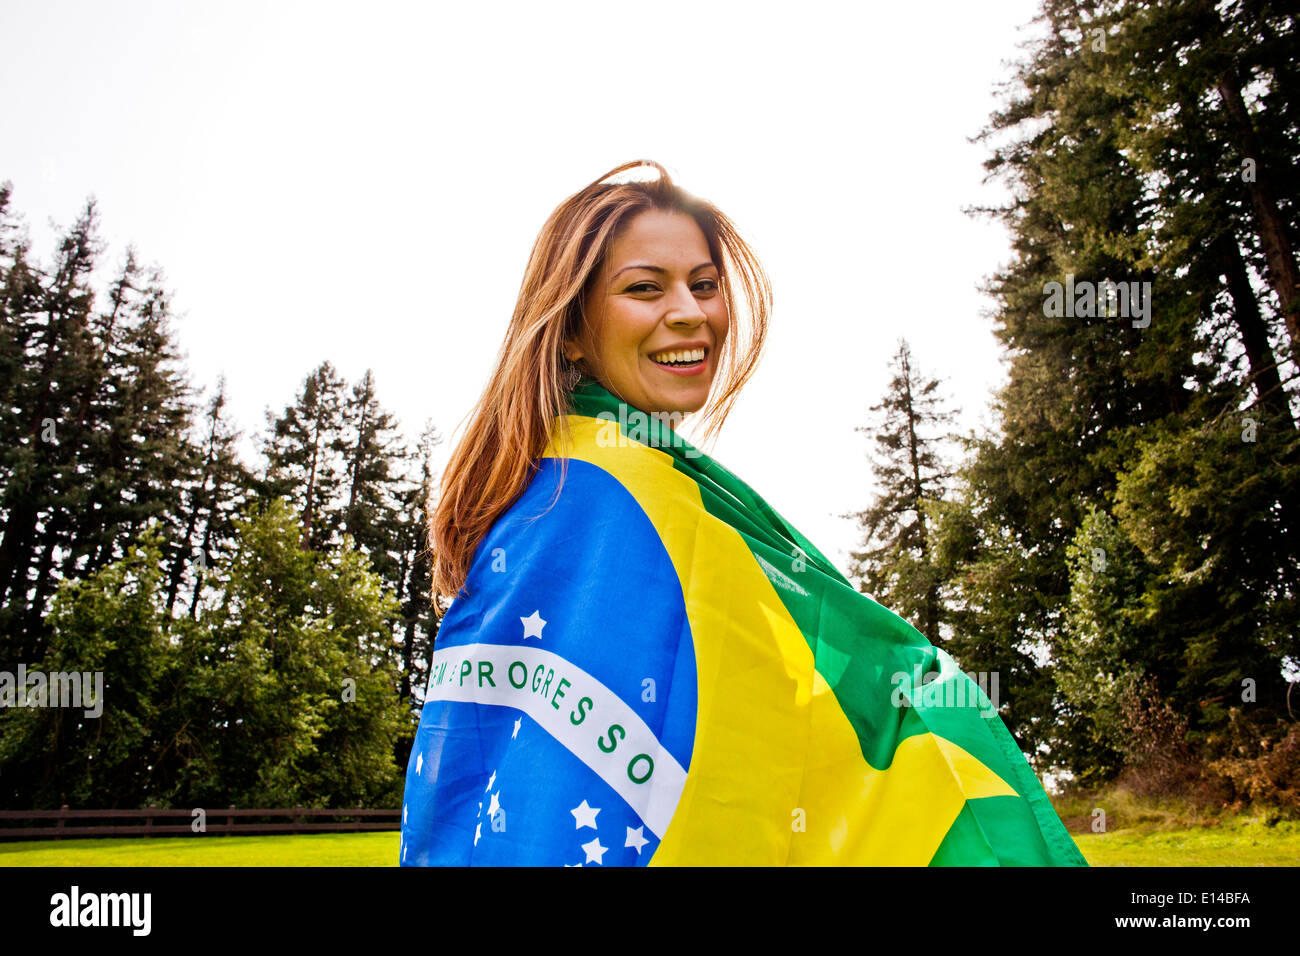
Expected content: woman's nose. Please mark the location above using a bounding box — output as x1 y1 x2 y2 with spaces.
665 284 708 326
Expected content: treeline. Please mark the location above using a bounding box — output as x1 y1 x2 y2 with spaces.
849 0 1299 812
0 184 442 809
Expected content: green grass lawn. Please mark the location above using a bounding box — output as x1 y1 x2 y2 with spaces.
2 819 1297 865
0 831 401 866
1050 787 1300 866
1069 819 1300 866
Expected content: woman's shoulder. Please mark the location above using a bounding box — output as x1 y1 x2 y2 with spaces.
435 448 692 679
459 450 680 598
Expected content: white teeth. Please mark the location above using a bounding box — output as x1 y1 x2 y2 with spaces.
650 347 705 365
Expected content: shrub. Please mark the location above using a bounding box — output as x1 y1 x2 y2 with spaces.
1114 680 1231 809
1207 708 1300 819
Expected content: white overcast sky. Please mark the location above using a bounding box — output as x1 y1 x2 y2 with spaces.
1 0 1047 571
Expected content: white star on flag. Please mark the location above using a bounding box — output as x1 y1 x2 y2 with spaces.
488 791 502 819
474 822 482 846
581 837 607 865
570 799 600 830
520 610 547 640
415 752 423 775
402 804 408 825
485 770 496 792
511 717 522 739
625 826 649 855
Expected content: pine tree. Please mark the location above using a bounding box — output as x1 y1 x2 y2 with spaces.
260 361 349 552
0 194 103 664
846 340 957 643
55 252 194 586
948 0 1201 768
950 0 1299 776
339 368 410 588
1094 0 1297 423
164 376 255 618
1061 0 1300 741
397 423 444 696
0 190 199 663
0 183 424 809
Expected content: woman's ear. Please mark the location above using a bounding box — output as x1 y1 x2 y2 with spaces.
567 299 594 365
562 335 585 364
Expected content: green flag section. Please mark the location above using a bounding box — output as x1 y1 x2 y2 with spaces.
553 378 1086 866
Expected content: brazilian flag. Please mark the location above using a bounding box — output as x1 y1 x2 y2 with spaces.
400 378 1087 866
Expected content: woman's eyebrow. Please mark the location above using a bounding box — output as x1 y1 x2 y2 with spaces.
612 262 716 278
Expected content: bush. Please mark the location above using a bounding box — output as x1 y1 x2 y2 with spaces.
1113 681 1230 809
1207 708 1300 819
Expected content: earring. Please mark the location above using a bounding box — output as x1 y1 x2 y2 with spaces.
561 356 583 391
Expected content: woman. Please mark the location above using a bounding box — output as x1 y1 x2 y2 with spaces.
400 160 1086 866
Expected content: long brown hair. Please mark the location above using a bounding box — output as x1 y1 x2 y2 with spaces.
430 159 772 601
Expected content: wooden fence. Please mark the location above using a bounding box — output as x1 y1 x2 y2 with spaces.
0 806 401 840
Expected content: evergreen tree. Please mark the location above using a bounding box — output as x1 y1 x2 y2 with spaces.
846 340 957 643
55 251 194 586
260 361 349 552
950 0 1299 776
339 368 410 588
0 194 104 664
0 183 424 809
398 422 443 698
165 376 255 618
0 190 199 664
1056 504 1153 783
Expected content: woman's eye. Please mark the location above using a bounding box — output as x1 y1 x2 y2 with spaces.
627 280 717 293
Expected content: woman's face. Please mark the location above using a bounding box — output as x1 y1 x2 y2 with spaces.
567 209 729 417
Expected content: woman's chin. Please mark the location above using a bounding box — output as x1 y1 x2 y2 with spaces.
650 386 709 417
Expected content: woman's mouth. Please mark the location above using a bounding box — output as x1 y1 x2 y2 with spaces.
647 346 708 375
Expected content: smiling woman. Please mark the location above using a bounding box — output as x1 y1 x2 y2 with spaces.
563 207 731 421
401 160 1086 867
428 160 770 604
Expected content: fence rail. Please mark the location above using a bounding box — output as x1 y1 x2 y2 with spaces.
0 806 400 840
